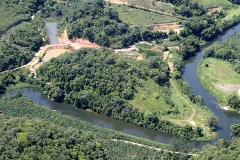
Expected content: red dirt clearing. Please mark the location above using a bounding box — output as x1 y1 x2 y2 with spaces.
207 7 220 14
58 29 100 49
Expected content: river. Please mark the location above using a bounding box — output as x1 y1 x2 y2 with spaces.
1 22 240 149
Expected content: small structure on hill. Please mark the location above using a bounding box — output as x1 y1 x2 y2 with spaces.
0 110 2 114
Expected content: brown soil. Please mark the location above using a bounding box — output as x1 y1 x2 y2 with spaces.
105 0 126 4
58 29 100 49
152 23 182 30
168 61 174 72
152 23 183 34
207 7 220 14
214 84 240 94
43 49 69 62
136 55 144 61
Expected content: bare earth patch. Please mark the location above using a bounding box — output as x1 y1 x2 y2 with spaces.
214 84 240 94
105 0 127 4
152 23 183 34
58 29 100 49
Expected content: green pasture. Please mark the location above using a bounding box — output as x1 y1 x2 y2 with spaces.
108 3 180 28
198 58 240 104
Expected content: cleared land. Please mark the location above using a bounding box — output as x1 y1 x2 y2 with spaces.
152 23 183 33
42 49 69 62
198 58 240 104
109 4 180 28
136 43 164 58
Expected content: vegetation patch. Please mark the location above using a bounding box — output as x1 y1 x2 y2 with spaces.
108 3 179 28
0 95 188 159
107 0 174 14
136 43 164 58
34 48 216 140
0 0 53 72
222 5 240 20
198 58 240 104
0 115 105 159
192 0 233 8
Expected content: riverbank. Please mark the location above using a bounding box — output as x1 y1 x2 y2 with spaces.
197 58 240 113
0 95 176 159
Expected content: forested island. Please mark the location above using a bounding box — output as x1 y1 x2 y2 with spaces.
0 0 240 159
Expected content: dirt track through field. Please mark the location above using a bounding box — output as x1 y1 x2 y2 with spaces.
112 139 198 156
170 79 196 126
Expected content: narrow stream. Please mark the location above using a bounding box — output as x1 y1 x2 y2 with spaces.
1 22 240 149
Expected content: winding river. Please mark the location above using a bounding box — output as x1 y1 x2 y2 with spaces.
1 22 240 149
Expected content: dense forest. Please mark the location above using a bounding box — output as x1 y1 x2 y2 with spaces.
35 48 206 140
176 12 240 60
0 0 55 72
40 0 168 48
0 95 191 159
158 0 206 17
0 116 105 159
229 0 240 4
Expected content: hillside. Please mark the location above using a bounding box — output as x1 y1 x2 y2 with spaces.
0 0 53 72
35 48 216 140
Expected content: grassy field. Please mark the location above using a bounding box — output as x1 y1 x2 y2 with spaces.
108 3 180 28
198 58 240 104
222 5 240 20
131 76 215 140
192 0 233 8
120 0 174 13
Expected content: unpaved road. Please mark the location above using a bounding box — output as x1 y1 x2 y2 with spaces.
112 139 198 156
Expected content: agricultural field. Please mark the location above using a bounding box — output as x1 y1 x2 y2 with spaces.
106 0 174 14
192 0 233 8
108 3 180 28
198 58 240 104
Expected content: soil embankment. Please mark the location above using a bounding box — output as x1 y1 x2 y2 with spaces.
58 29 100 49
